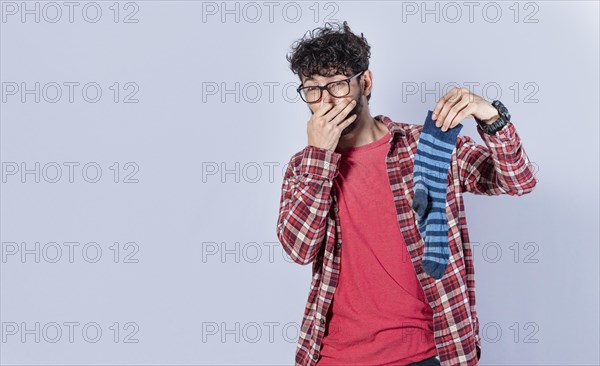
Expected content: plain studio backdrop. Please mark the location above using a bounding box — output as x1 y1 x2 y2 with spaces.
1 1 598 365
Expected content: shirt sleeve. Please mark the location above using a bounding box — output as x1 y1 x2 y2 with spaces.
276 145 341 265
455 121 538 196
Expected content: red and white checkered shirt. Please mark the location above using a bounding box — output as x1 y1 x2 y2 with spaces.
276 114 537 366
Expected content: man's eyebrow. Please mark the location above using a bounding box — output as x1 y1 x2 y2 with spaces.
302 74 346 85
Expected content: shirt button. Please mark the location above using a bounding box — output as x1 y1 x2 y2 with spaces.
334 207 338 213
336 243 342 249
320 318 325 324
312 353 319 360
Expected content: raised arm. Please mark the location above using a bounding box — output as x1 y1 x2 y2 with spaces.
276 146 341 265
455 121 537 196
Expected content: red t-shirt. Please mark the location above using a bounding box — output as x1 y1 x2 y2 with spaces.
317 130 438 365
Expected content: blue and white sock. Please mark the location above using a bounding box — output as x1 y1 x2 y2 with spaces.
412 110 463 279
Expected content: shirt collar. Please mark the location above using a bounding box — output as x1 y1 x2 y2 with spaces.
374 114 406 141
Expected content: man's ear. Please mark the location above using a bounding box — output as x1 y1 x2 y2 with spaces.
361 69 373 98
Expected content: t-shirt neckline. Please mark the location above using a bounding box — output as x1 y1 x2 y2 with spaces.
335 130 391 155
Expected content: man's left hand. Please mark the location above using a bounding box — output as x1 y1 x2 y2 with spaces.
431 87 500 131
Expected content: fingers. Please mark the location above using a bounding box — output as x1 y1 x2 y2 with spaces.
309 99 357 144
313 100 349 118
432 87 474 131
313 102 336 118
336 113 357 130
325 99 356 125
438 100 470 131
432 87 463 122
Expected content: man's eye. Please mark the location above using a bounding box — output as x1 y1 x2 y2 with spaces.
329 81 346 89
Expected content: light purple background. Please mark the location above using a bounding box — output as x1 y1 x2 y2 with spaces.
1 1 598 365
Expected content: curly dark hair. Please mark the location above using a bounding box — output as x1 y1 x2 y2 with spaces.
286 21 372 102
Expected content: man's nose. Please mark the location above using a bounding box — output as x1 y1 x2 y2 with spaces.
321 88 336 104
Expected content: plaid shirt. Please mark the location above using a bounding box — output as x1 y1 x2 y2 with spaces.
276 114 537 366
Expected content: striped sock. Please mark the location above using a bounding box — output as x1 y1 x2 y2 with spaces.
412 110 463 279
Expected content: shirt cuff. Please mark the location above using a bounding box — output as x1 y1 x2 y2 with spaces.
298 145 342 180
477 120 516 147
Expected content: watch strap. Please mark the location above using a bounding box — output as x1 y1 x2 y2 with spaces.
475 100 510 135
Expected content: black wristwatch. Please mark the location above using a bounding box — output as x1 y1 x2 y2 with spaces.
475 100 511 135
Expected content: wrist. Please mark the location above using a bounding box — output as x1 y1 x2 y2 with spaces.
482 111 500 125
475 100 510 135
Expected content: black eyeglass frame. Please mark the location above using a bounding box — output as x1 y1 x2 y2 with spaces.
296 70 366 103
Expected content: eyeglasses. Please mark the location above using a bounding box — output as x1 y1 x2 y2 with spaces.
297 70 365 103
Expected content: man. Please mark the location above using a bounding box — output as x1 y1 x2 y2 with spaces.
276 21 537 366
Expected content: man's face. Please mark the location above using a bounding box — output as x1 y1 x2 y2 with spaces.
300 71 366 136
